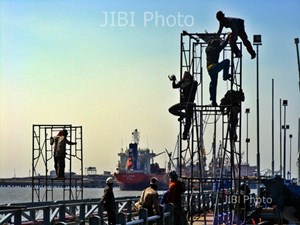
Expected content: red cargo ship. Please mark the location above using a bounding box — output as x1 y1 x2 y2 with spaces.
114 129 168 190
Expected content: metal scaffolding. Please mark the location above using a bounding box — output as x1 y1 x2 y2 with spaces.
32 124 83 202
174 31 244 224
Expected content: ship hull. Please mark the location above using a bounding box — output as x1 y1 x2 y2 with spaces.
114 172 168 190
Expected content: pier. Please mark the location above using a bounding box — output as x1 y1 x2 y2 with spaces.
0 189 285 225
0 196 173 225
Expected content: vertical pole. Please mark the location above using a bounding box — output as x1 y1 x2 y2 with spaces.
294 38 300 91
280 99 282 176
212 115 216 181
32 125 34 202
245 108 250 176
289 134 293 179
283 101 287 180
253 34 262 195
179 33 183 177
272 79 275 175
298 118 300 184
256 43 260 189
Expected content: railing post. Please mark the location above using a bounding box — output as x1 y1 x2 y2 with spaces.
14 209 22 225
139 208 148 225
90 215 102 225
59 204 66 222
29 207 36 222
80 203 86 221
126 199 133 221
116 212 127 225
165 204 174 225
43 206 51 225
157 205 164 225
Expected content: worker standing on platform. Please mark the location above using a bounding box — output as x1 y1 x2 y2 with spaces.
100 177 116 225
205 34 231 107
216 11 256 59
168 71 198 140
166 171 188 225
50 129 77 178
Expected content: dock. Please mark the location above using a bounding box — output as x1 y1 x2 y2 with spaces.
0 196 287 225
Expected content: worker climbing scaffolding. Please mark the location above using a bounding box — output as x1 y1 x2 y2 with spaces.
220 89 245 142
205 32 232 106
168 71 198 140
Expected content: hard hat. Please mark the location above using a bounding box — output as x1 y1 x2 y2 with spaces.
150 177 158 185
106 177 114 184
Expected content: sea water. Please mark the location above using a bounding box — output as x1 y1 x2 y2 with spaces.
0 187 166 205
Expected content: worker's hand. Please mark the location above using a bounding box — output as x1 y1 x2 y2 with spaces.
168 74 176 81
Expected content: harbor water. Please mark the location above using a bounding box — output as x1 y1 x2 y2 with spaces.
0 187 166 205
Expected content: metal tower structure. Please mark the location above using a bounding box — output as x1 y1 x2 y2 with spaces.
174 31 244 224
32 124 83 202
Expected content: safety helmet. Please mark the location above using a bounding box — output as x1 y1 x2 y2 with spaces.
150 177 158 185
106 177 114 184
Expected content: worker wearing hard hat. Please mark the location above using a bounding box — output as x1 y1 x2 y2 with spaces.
100 177 116 225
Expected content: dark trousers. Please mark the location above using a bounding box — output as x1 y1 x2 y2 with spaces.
107 210 116 225
208 59 230 103
230 29 255 56
54 156 65 178
173 205 188 225
169 102 194 134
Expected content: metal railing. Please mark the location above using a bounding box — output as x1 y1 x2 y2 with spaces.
0 197 174 225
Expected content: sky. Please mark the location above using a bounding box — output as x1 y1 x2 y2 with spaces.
0 0 299 179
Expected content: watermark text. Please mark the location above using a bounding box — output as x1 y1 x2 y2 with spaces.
100 11 194 27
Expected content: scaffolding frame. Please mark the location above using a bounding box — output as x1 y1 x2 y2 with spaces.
32 124 83 202
176 31 243 224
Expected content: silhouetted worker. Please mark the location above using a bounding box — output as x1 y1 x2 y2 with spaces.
206 34 231 107
239 182 251 222
167 171 187 225
220 89 245 142
50 129 77 178
100 177 116 225
169 71 198 140
216 11 256 59
138 177 160 218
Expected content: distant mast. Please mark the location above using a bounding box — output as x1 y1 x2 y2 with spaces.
129 129 140 170
298 118 300 185
295 38 300 184
132 129 140 144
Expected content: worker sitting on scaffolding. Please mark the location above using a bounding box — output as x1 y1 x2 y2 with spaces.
220 89 245 142
168 71 198 140
206 33 231 107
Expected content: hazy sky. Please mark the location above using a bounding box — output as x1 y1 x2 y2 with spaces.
1 0 299 179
